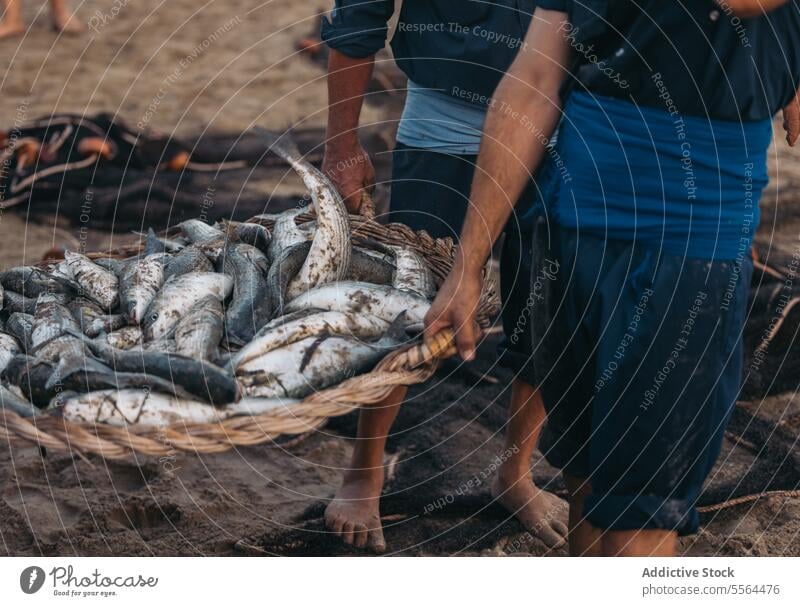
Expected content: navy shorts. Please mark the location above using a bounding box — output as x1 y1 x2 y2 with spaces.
533 226 752 535
389 142 541 382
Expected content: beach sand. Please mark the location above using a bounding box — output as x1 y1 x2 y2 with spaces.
1 0 799 556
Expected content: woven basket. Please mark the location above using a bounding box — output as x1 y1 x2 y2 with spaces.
3 208 499 460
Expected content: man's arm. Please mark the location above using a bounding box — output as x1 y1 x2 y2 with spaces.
323 50 377 212
320 0 394 212
424 8 573 360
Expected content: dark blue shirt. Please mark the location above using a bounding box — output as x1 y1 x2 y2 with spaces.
540 0 800 121
321 1 536 104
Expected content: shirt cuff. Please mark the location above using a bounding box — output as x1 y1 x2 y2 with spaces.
536 0 569 11
320 15 388 58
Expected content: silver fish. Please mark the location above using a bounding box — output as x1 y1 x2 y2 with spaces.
120 254 165 324
64 251 119 310
163 245 214 281
61 390 298 427
234 222 272 255
267 206 311 261
67 297 127 338
178 220 227 261
5 313 33 352
0 332 21 374
255 128 352 298
284 281 431 325
389 245 436 299
143 272 233 341
218 242 271 345
0 383 38 418
230 309 388 371
32 293 82 348
98 325 143 350
0 265 82 298
237 314 407 399
173 295 224 361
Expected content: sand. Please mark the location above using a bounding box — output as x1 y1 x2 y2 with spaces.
1 0 799 556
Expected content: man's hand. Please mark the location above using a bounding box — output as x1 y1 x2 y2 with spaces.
424 259 484 361
322 142 376 213
783 88 800 146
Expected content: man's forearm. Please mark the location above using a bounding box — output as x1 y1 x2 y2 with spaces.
325 49 375 150
455 8 572 274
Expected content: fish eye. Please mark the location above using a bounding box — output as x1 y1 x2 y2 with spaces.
150 312 158 321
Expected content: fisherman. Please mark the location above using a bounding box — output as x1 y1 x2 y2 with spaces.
0 0 82 39
426 0 800 556
320 1 567 552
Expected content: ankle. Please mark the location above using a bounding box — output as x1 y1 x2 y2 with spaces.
496 462 532 487
342 465 385 488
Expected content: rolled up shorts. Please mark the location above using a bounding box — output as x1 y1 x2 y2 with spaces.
532 225 752 535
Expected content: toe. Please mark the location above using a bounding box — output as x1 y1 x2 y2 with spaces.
342 521 355 545
367 528 387 554
540 526 566 549
329 514 346 536
552 520 569 537
353 524 368 548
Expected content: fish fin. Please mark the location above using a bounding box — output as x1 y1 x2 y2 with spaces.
299 332 330 373
385 312 410 342
252 126 302 164
144 227 166 255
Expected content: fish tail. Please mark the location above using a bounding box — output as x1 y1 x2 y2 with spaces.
253 126 302 164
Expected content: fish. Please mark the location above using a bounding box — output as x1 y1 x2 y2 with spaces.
32 293 82 348
97 325 143 350
389 245 436 299
284 281 431 325
218 242 271 345
5 313 33 352
61 390 298 427
133 229 186 253
234 222 272 255
0 282 4 312
267 206 312 261
348 247 395 285
0 332 21 374
143 271 233 341
266 240 311 316
0 265 82 298
67 297 127 338
178 220 226 261
3 290 67 315
119 254 165 323
237 313 408 399
64 251 119 310
163 245 213 281
80 336 241 404
173 295 224 361
229 309 388 371
255 128 352 297
0 383 38 418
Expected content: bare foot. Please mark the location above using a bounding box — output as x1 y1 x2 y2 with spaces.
0 20 25 40
52 11 83 35
492 474 569 548
325 469 386 553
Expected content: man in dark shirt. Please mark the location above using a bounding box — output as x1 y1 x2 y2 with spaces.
427 0 800 556
321 1 568 553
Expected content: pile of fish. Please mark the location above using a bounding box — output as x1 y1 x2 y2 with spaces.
0 131 436 428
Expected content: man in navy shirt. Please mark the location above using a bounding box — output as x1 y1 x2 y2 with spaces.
321 1 568 552
427 0 800 556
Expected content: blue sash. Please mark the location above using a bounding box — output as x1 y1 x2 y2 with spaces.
552 92 773 260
